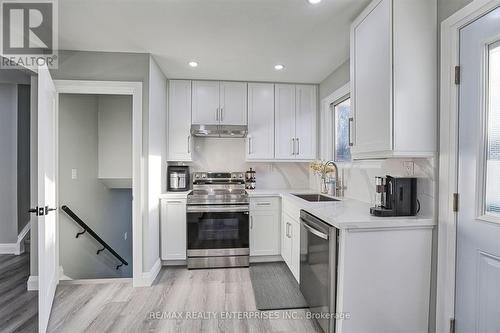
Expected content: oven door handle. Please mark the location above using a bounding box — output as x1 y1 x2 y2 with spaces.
187 205 250 213
300 219 329 240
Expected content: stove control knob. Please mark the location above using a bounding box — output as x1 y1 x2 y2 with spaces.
195 174 200 179
202 174 206 178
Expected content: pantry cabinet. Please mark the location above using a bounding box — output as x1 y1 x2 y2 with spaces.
247 83 275 160
249 197 280 256
350 0 436 159
275 84 317 161
160 198 187 260
192 80 247 126
167 80 192 161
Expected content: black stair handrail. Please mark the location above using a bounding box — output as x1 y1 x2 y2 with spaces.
61 205 129 270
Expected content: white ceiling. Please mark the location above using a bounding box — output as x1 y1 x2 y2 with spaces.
58 0 370 83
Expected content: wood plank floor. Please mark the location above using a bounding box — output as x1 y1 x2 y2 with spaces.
0 253 38 333
48 267 323 333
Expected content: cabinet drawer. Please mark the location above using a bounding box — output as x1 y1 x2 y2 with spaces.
250 197 280 211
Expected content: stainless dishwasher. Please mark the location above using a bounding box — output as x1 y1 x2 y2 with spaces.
299 210 338 333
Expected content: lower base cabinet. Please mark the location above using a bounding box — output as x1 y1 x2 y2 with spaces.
281 212 300 282
250 197 280 256
160 198 187 260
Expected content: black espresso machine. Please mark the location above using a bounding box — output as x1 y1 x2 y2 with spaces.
370 176 419 217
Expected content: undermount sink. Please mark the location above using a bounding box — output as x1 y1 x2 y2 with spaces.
292 194 340 202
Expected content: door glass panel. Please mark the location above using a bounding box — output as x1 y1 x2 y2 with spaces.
485 42 500 215
334 97 352 162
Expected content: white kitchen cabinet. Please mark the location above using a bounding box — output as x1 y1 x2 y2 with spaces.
350 0 436 159
295 85 317 160
192 80 220 125
192 80 247 125
160 198 187 260
167 80 192 161
281 211 300 282
220 81 247 125
275 84 317 161
249 197 280 256
247 83 275 160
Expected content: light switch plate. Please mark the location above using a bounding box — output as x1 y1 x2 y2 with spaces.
403 161 415 176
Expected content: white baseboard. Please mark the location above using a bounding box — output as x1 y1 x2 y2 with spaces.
250 255 284 263
162 260 186 266
59 278 132 285
0 243 18 254
134 258 161 287
27 275 38 291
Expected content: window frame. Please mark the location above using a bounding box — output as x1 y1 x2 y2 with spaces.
331 94 352 163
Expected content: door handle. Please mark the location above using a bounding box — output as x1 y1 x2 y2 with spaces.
348 117 354 147
45 206 57 215
216 108 220 121
187 135 191 154
296 138 300 156
28 206 43 216
292 138 296 155
220 107 224 122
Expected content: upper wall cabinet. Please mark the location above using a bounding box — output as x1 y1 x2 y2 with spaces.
247 83 275 160
275 84 317 160
350 0 436 159
167 80 192 161
192 81 247 126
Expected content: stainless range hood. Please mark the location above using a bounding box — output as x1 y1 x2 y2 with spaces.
191 124 248 138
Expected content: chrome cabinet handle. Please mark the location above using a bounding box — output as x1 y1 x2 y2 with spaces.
216 108 219 121
291 138 295 155
348 117 354 147
248 137 252 155
296 138 300 156
256 202 271 206
250 216 254 229
220 107 224 122
187 135 191 153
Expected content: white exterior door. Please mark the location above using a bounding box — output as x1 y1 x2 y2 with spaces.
247 83 274 160
192 80 220 125
456 6 500 333
37 66 58 333
275 84 296 159
220 81 247 125
295 85 317 160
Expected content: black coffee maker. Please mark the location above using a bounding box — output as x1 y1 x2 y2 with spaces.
370 176 419 217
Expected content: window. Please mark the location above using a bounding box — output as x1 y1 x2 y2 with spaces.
332 96 352 162
485 41 500 215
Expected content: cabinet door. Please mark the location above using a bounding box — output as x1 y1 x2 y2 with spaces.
220 81 247 125
290 218 301 282
192 80 220 125
160 199 187 260
295 85 317 160
352 0 392 155
250 208 280 256
275 84 296 159
167 80 192 161
281 214 291 266
247 83 274 160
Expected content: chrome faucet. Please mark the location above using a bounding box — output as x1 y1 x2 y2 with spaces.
324 160 345 198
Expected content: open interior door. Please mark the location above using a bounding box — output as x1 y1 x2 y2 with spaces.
37 65 58 333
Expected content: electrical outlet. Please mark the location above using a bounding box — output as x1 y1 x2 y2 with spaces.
71 168 78 180
124 232 127 240
403 161 415 176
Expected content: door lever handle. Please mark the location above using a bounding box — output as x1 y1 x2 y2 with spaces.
45 206 57 215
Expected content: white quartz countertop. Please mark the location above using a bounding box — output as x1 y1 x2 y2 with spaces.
160 189 436 229
248 189 436 230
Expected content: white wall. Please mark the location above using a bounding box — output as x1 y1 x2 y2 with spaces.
183 138 310 190
58 94 133 279
0 83 18 244
319 60 350 100
145 56 167 270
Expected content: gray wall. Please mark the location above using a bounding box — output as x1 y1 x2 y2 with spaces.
319 60 350 100
438 0 473 23
17 85 31 233
58 94 133 278
0 83 18 243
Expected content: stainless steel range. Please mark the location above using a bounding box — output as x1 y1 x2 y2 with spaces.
186 172 249 269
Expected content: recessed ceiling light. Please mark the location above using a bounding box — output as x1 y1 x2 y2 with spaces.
308 0 322 4
274 64 285 71
188 61 198 68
